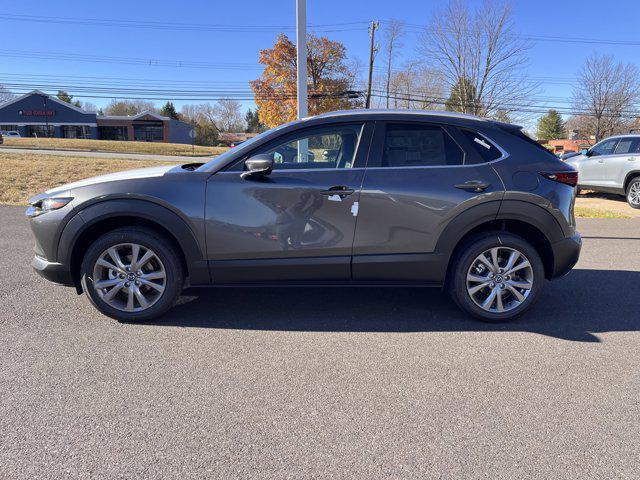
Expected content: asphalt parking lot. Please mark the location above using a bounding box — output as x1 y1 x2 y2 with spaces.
1 205 639 479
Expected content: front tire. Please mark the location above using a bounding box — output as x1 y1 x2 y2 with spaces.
80 227 184 322
449 232 545 322
626 177 640 209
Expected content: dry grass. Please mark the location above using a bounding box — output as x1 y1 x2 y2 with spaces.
0 152 182 205
1 137 228 157
574 206 630 219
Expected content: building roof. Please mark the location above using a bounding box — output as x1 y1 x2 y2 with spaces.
97 111 170 121
0 89 93 114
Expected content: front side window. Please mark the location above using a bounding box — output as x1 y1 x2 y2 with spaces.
590 138 618 156
255 124 363 170
381 124 464 167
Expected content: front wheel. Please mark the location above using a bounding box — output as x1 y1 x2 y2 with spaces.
80 227 184 322
626 177 640 209
449 232 545 322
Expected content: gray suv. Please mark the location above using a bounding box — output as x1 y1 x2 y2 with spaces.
566 134 640 208
26 110 581 322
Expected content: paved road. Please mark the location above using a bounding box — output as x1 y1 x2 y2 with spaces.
0 146 206 162
1 205 638 479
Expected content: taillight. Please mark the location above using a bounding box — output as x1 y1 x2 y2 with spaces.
540 171 578 187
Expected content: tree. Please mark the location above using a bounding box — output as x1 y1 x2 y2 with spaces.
213 99 244 132
245 108 265 133
0 85 16 103
180 104 219 145
419 0 536 118
536 109 566 140
104 99 157 116
572 53 640 141
79 101 99 113
445 77 479 112
386 61 445 109
382 20 404 108
160 101 181 120
250 33 360 128
56 90 82 108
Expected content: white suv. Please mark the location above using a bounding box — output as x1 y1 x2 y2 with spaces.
566 135 640 208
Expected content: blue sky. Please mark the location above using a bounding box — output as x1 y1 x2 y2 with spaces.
1 0 639 126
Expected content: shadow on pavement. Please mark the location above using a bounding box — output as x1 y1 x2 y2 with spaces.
147 269 640 343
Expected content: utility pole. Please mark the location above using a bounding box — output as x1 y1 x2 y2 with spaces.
296 0 308 119
365 21 379 109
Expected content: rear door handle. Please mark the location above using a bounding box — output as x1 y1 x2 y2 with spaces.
320 186 355 198
454 181 490 193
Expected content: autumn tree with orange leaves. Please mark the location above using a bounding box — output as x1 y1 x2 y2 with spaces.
250 33 360 128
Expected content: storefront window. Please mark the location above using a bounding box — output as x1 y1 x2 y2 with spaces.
62 126 91 139
99 126 128 141
134 123 164 142
26 125 55 138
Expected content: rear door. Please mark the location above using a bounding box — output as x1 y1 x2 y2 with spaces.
205 122 372 283
605 137 640 188
352 122 504 282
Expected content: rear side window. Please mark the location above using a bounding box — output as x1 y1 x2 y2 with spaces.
382 124 464 167
614 138 640 154
459 129 503 162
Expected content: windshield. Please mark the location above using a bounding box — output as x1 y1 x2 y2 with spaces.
196 121 296 172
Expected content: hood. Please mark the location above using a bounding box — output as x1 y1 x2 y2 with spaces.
45 165 176 195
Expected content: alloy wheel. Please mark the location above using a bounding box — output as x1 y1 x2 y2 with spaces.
466 247 534 313
628 181 640 206
92 243 166 312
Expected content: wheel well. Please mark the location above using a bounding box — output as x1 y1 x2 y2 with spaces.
624 172 640 192
69 216 188 288
447 219 554 280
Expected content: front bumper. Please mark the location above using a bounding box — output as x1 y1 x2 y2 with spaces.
550 232 582 278
32 255 75 286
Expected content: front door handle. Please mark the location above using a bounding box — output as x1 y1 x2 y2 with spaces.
454 181 490 193
320 186 355 198
628 157 636 162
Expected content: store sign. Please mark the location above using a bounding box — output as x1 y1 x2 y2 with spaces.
18 109 56 117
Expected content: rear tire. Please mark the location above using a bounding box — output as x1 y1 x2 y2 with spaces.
449 232 545 322
80 227 184 322
626 176 640 209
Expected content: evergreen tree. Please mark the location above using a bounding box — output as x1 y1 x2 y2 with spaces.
536 109 566 140
245 108 265 133
445 78 481 114
160 101 181 120
56 90 82 108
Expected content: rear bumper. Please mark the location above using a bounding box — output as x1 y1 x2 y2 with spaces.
550 232 582 278
32 255 74 286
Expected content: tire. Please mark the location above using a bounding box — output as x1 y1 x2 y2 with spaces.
449 232 545 322
80 227 184 322
626 176 640 209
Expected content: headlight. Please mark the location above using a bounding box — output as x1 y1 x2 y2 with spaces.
26 197 73 217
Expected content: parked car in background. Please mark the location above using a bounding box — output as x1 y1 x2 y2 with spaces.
1 130 21 138
26 110 581 323
0 131 3 145
565 134 640 208
559 151 581 161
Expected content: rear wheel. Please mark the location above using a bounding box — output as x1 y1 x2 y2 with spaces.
80 227 184 322
626 177 640 209
449 232 545 322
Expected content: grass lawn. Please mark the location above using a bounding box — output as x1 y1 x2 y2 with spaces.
574 205 630 219
0 152 183 205
1 137 229 157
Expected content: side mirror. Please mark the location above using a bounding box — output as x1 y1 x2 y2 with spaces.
581 149 589 156
241 154 273 179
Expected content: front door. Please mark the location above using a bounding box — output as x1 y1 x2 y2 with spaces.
352 122 505 282
205 122 372 283
604 137 640 188
580 137 619 185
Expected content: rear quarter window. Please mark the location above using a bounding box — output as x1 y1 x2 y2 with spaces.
459 129 503 163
